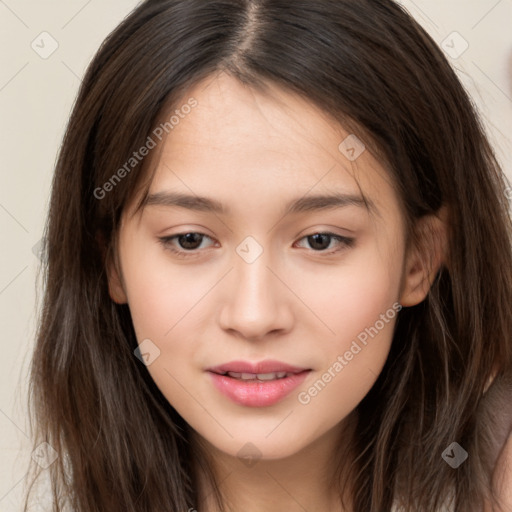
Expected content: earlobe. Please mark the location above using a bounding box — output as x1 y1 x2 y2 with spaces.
399 257 433 307
399 206 449 307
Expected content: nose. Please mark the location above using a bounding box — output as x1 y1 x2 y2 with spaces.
218 246 294 341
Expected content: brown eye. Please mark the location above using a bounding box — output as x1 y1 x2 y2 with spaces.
176 233 204 250
296 232 355 253
158 232 216 257
307 233 332 250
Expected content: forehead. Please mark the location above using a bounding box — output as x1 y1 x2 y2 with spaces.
136 71 399 222
163 71 354 172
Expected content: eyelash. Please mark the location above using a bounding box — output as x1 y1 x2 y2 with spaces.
157 231 355 259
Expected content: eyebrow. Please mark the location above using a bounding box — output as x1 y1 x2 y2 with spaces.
143 190 375 215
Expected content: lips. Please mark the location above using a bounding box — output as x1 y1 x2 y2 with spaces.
207 360 308 375
206 360 311 407
222 371 290 381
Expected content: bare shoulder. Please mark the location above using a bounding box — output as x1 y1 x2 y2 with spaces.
482 431 512 512
480 370 512 511
495 432 512 508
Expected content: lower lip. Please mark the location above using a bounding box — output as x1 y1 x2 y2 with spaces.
208 371 310 407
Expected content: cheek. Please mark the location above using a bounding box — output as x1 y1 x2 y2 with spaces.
120 241 215 393
292 240 403 346
121 269 206 418
121 237 209 340
293 245 402 412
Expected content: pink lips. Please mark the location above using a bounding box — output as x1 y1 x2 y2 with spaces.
207 360 311 407
208 360 308 375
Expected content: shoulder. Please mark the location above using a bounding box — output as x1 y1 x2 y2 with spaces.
493 432 512 509
472 369 512 511
482 369 512 510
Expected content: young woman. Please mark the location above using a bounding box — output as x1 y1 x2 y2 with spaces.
25 1 512 511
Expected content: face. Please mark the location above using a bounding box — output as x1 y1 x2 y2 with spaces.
109 71 422 461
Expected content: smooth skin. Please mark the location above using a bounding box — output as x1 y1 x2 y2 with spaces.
108 71 448 511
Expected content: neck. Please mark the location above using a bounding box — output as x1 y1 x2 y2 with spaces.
191 411 358 512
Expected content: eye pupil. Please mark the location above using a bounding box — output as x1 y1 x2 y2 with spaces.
308 233 331 250
179 233 203 249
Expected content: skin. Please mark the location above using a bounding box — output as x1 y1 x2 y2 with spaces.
108 71 444 511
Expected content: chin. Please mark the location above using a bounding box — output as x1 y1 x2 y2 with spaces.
194 422 321 463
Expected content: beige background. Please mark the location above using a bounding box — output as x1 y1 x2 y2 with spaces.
1 0 511 509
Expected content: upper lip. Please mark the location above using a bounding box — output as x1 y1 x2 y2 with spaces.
207 360 310 375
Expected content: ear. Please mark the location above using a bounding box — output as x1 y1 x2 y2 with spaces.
107 255 128 304
399 206 449 307
97 231 128 304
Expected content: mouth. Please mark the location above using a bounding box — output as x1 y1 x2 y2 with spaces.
207 359 309 376
212 370 298 381
206 360 311 407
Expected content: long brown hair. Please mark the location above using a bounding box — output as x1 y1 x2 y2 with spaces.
26 0 512 511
